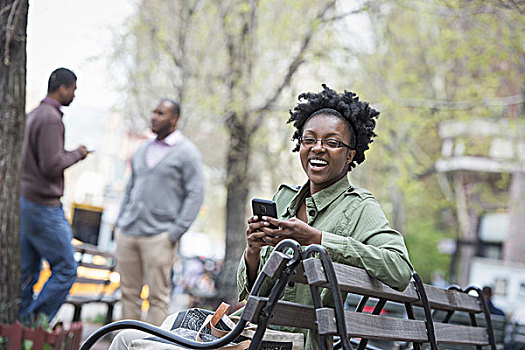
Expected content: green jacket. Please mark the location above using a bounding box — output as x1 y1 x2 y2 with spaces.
237 176 413 350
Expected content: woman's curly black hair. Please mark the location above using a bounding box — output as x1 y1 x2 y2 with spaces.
287 84 380 171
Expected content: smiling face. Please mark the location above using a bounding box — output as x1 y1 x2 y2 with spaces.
299 114 356 195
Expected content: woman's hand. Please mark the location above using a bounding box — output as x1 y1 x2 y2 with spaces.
245 215 272 287
245 215 270 263
258 216 322 246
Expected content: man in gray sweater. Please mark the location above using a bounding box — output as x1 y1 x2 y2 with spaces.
114 99 205 325
20 68 90 322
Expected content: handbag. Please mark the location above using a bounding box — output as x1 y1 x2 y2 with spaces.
130 303 304 350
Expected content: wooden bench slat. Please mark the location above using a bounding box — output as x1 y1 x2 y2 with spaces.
316 308 490 345
303 258 417 301
74 277 111 285
433 322 489 345
77 262 114 270
422 284 481 312
317 308 429 341
75 244 116 258
67 295 118 304
243 296 317 330
302 258 482 312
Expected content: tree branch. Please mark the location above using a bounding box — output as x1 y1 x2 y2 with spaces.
249 0 336 136
4 0 25 65
394 93 525 111
0 4 12 17
403 0 522 17
218 3 239 129
496 0 525 13
321 2 376 23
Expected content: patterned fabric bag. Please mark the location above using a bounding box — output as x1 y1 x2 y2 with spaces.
130 303 304 350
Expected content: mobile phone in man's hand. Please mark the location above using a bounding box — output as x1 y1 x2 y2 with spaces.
251 198 279 230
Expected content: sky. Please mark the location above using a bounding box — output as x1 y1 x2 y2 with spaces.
26 0 135 110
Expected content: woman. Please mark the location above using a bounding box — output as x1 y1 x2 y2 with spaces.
237 85 413 349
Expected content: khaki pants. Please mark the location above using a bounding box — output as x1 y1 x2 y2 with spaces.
116 230 175 326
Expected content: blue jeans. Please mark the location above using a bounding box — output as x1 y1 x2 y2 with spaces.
19 196 78 321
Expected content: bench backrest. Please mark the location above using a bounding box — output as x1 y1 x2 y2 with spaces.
70 243 118 298
507 322 525 346
241 250 497 349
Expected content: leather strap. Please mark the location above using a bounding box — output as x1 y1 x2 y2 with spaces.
195 303 251 349
211 302 231 326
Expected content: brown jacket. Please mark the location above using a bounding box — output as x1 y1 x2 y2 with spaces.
20 99 84 205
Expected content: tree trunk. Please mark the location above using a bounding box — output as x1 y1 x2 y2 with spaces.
390 170 405 233
0 0 28 323
503 82 525 264
453 171 477 286
216 119 250 304
503 171 525 264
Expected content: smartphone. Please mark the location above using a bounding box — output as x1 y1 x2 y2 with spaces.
251 198 279 229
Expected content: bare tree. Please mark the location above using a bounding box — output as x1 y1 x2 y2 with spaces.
215 0 337 303
0 0 28 323
112 0 344 304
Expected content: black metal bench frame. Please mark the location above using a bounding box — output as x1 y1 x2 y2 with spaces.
81 239 499 350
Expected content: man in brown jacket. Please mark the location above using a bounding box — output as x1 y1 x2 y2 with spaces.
19 68 90 322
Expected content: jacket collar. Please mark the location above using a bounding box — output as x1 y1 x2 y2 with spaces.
42 97 63 117
285 176 353 217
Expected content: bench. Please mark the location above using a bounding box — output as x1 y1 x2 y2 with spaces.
81 239 498 349
65 243 120 324
506 321 525 348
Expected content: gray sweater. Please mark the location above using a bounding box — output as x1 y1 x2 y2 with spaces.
116 136 205 242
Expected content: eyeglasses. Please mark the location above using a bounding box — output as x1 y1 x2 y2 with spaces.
299 136 353 149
